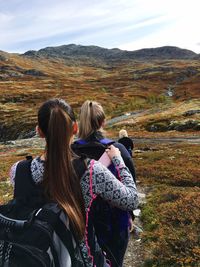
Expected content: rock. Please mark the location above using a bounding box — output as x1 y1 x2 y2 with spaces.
146 119 200 132
23 69 46 76
133 209 141 217
142 147 151 151
138 193 146 205
145 121 169 132
1 137 45 149
183 110 200 116
17 130 36 140
3 140 16 145
134 149 143 153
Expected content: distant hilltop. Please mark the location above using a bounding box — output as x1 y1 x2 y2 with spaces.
0 43 200 142
22 44 199 63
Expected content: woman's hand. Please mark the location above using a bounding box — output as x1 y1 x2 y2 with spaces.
105 145 121 160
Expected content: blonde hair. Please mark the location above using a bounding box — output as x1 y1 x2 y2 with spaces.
119 129 128 138
78 100 105 139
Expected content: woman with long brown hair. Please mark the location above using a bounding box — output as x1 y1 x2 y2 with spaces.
10 98 138 267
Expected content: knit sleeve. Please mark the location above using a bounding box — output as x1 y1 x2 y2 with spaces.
9 161 20 186
88 156 138 211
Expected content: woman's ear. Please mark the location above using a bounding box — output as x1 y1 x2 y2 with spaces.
73 122 78 135
36 125 45 138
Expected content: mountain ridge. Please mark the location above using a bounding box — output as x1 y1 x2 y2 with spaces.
22 44 198 62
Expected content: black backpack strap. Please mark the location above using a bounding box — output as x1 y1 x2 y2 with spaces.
14 157 45 205
14 158 34 198
35 204 65 266
55 219 83 266
36 204 87 267
72 157 88 179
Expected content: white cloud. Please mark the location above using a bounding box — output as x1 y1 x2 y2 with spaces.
0 12 13 23
0 0 200 53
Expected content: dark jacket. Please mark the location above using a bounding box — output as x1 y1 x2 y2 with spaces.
71 131 136 183
71 131 137 267
118 136 134 157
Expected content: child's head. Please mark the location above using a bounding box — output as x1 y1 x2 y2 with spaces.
78 100 105 139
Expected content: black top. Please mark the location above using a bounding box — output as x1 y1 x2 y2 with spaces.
14 159 45 205
118 137 134 151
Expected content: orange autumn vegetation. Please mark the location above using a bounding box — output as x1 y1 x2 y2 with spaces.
0 51 200 140
135 143 200 266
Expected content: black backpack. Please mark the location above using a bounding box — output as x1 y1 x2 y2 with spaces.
0 157 86 267
72 138 130 267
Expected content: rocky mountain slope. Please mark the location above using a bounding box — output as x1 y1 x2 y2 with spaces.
0 44 199 141
23 44 198 64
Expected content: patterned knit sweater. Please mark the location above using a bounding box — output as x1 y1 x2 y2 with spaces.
10 155 138 266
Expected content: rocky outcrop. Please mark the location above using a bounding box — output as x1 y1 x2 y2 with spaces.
22 69 46 76
183 110 200 116
131 66 199 82
0 65 46 79
0 51 9 61
145 119 200 132
0 124 35 142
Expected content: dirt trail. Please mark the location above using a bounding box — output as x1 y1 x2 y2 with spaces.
124 233 144 267
124 186 146 267
132 136 200 144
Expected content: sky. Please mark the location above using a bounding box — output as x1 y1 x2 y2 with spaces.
0 0 200 54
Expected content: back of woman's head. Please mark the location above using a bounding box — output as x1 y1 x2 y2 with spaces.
38 98 75 143
78 100 105 139
38 98 85 238
119 129 128 138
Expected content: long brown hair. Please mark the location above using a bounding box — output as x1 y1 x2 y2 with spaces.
38 98 85 239
78 100 105 139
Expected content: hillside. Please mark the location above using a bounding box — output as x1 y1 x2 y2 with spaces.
0 44 200 141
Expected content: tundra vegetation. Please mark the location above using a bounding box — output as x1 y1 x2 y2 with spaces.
135 142 200 266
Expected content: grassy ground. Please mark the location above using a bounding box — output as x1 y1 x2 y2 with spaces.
0 140 199 266
134 142 200 266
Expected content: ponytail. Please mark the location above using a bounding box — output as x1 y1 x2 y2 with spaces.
78 100 105 139
38 99 85 239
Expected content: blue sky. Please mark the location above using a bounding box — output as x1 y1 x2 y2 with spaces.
0 0 200 53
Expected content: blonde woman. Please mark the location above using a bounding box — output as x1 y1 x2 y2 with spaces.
72 100 136 267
